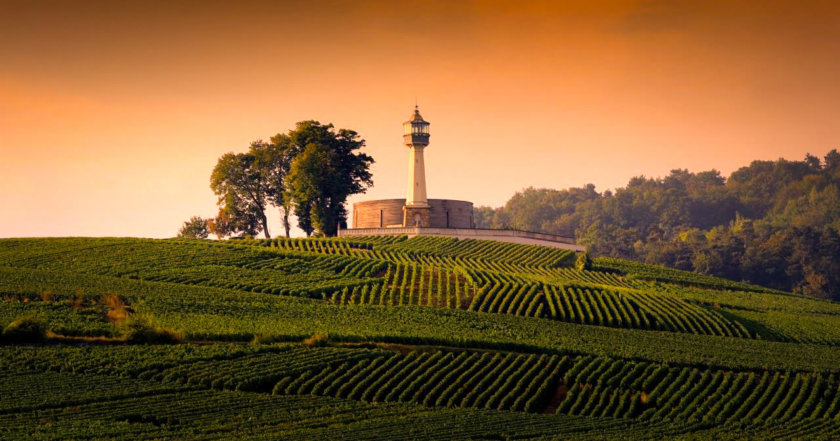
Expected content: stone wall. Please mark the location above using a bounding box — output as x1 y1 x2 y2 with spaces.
352 199 474 228
428 199 473 228
352 199 405 228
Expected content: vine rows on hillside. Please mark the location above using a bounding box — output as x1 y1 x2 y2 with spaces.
463 280 750 337
325 263 477 309
277 350 569 413
594 257 779 293
145 347 383 392
558 357 840 424
378 236 576 268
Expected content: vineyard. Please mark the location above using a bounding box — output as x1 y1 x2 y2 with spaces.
2 236 840 439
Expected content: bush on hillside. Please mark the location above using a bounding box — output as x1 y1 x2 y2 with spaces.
2 315 47 343
302 333 329 347
122 316 183 344
575 252 593 271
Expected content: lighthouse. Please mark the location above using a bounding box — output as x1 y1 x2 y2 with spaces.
402 106 432 227
343 107 581 250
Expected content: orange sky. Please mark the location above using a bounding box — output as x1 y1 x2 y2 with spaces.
1 0 839 237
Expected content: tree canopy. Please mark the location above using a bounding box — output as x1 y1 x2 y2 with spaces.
476 150 840 300
284 121 373 236
176 216 209 239
210 148 271 238
207 121 373 238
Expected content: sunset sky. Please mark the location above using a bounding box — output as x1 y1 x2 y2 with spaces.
1 0 839 238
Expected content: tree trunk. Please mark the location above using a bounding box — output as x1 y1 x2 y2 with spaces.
282 207 291 238
261 212 270 239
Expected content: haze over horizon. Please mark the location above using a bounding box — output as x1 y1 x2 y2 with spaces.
2 0 839 238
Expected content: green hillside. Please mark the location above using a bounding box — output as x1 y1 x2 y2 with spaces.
2 237 840 440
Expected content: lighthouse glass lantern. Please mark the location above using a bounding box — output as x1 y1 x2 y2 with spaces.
403 106 430 147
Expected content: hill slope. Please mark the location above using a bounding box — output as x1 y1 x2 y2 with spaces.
2 237 840 440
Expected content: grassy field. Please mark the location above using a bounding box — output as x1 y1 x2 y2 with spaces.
2 236 840 440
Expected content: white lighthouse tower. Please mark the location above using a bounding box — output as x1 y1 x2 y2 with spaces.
402 106 432 227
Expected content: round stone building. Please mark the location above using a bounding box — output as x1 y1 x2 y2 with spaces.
352 198 474 229
350 106 475 229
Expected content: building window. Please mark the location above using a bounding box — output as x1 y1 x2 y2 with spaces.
379 210 383 228
446 211 450 228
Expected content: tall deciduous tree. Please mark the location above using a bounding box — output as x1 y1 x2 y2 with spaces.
284 121 373 237
210 149 271 238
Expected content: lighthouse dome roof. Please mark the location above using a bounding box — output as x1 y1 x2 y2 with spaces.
406 106 428 124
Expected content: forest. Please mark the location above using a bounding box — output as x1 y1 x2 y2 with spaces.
475 150 840 300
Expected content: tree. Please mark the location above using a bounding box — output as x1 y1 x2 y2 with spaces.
284 121 373 236
251 140 294 238
210 150 271 238
207 193 262 239
287 144 324 236
177 216 209 239
473 206 497 229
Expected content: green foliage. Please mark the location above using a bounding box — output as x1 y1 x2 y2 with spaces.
210 149 271 238
594 257 776 293
4 237 840 370
284 121 374 236
574 252 592 271
2 315 47 343
210 121 374 238
476 150 840 300
176 216 209 239
121 316 183 344
3 236 840 439
14 376 827 441
250 139 295 238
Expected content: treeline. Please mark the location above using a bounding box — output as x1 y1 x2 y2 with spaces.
475 150 840 300
180 121 373 239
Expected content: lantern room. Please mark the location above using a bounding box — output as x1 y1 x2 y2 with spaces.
403 106 430 147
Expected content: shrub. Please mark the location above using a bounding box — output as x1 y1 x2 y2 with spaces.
177 216 210 239
575 252 593 271
2 315 47 343
122 316 184 344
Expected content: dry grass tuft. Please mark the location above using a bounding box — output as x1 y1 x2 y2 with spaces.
302 332 329 347
102 294 130 324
